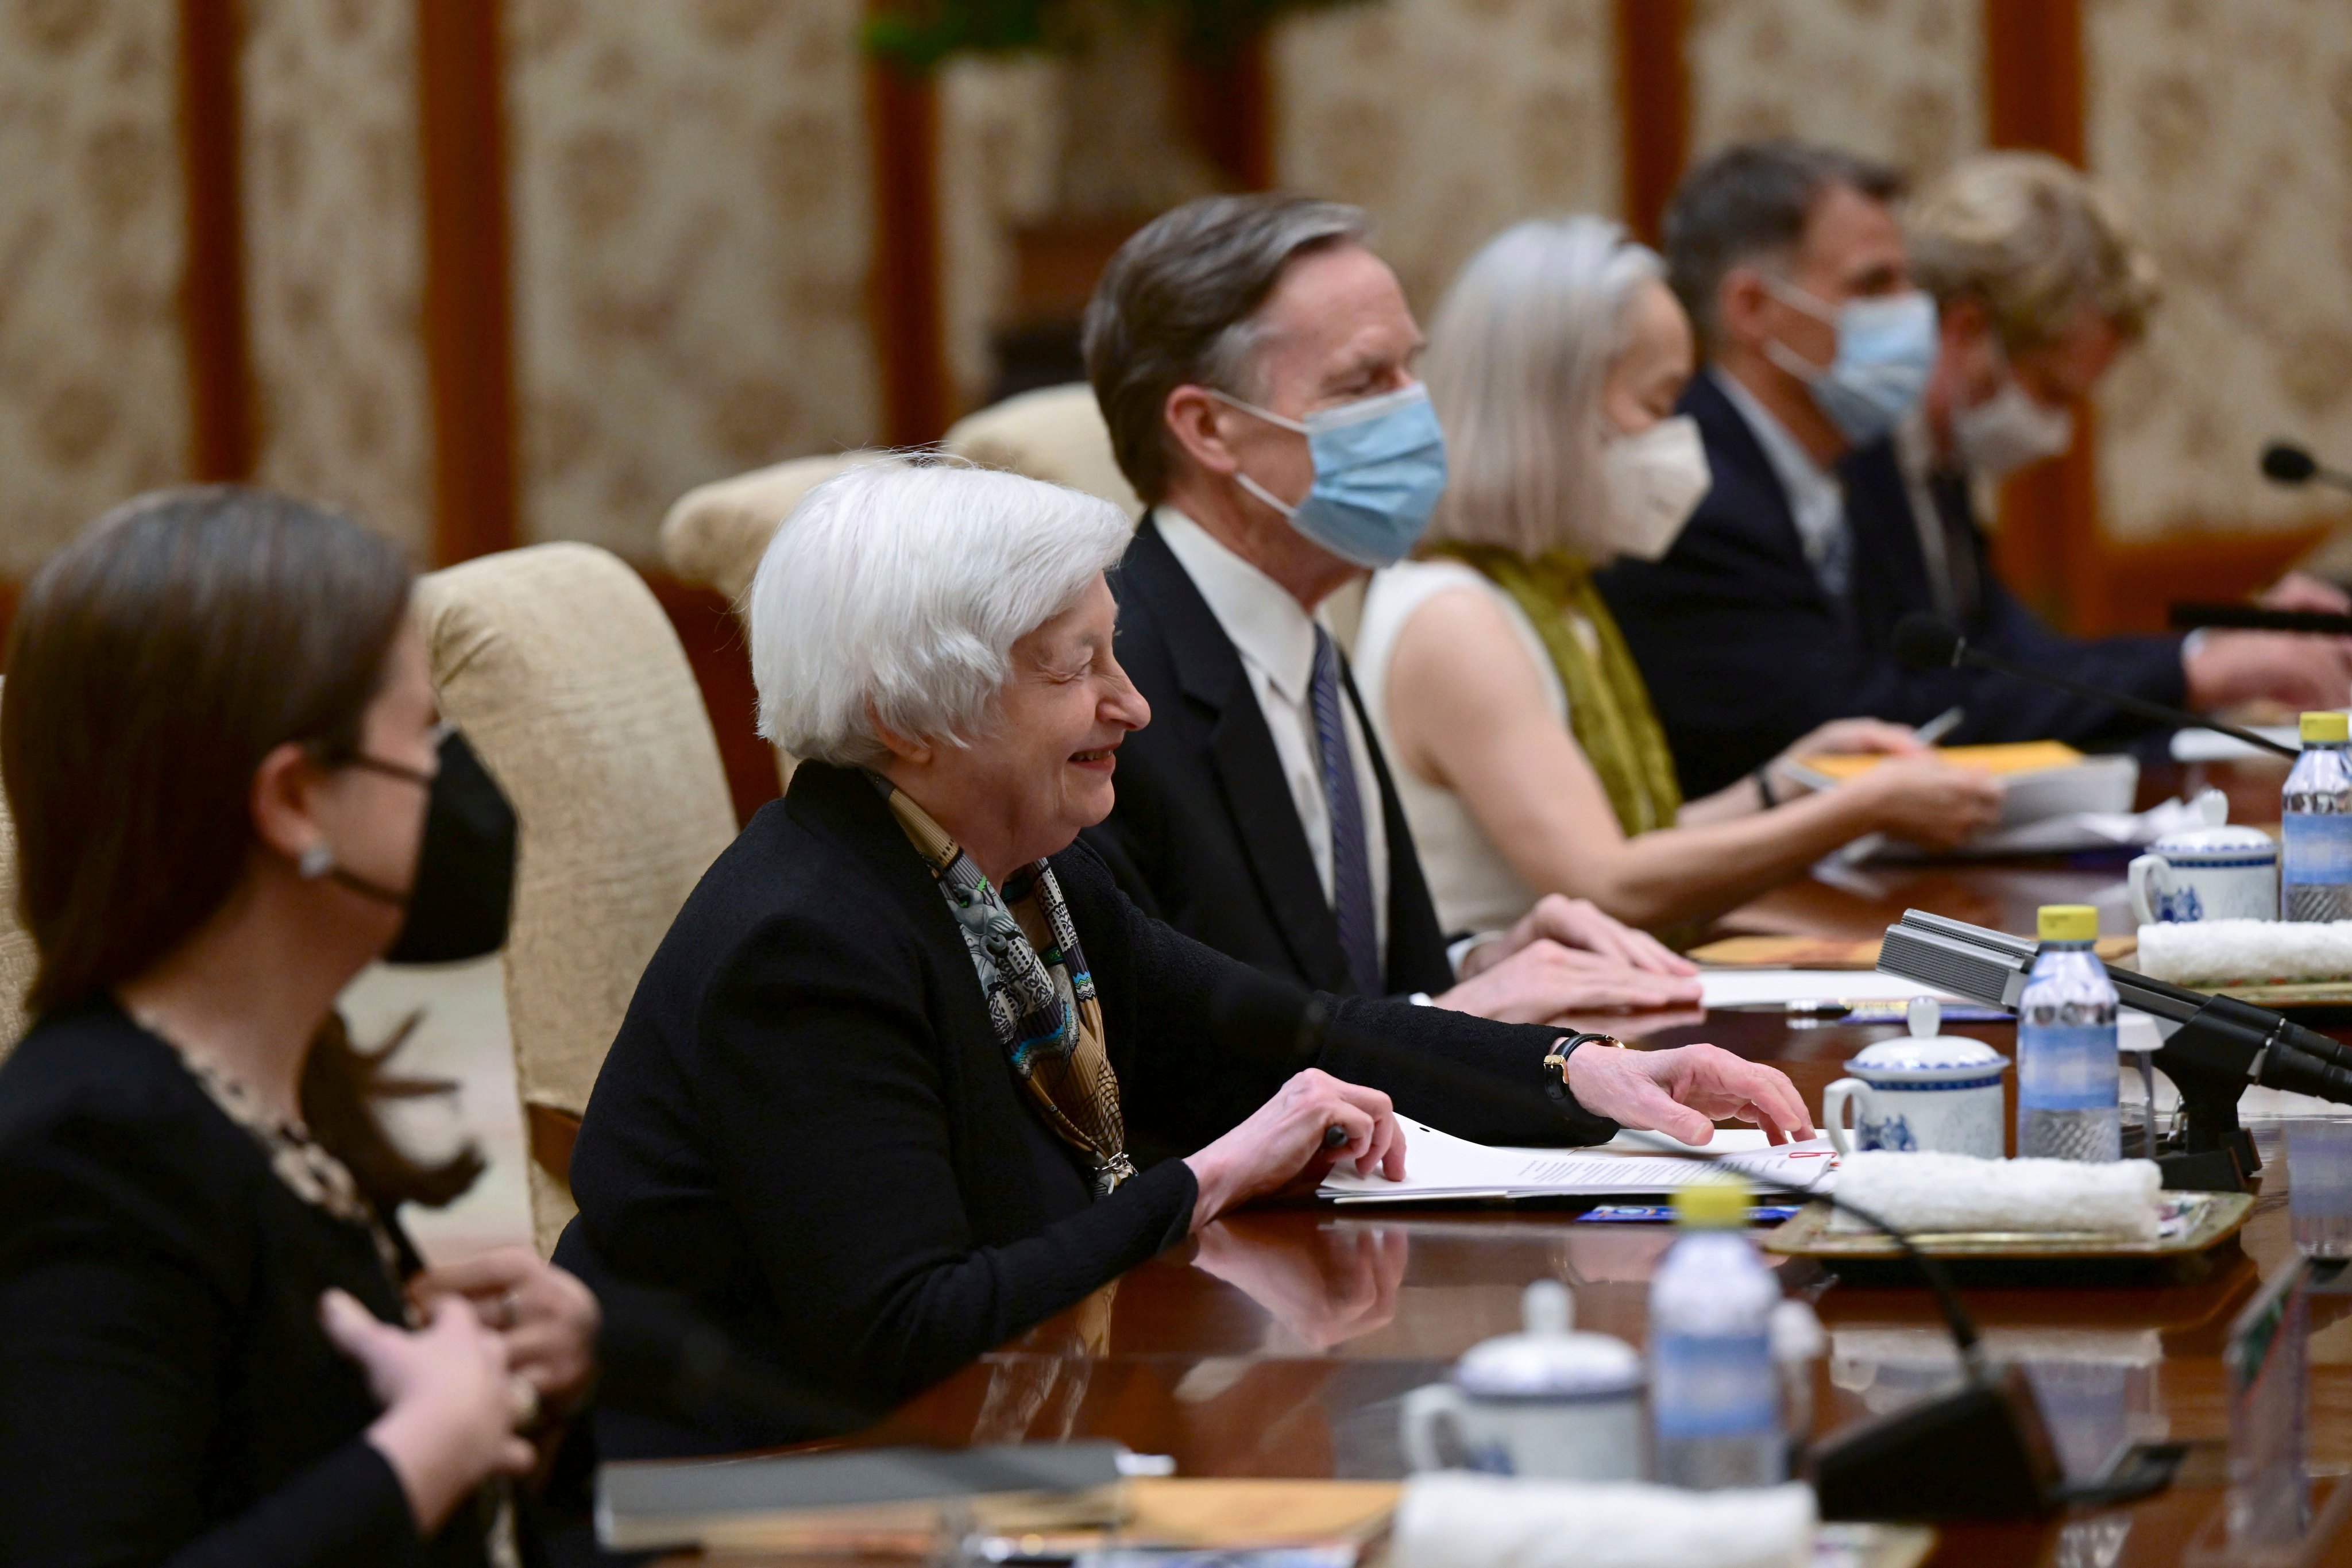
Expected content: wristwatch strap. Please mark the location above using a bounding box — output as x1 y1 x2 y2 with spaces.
1542 1031 1627 1106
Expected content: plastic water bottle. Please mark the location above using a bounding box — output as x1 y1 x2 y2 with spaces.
2283 710 2352 922
1649 1180 1782 1489
2016 903 2119 1163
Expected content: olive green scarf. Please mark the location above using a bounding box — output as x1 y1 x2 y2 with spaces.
1430 544 1683 837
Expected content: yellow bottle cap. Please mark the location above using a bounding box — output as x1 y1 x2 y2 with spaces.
2037 904 2099 943
1674 1176 1751 1229
2302 711 2349 744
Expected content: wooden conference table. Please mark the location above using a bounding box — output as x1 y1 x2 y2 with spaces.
844 756 2352 1567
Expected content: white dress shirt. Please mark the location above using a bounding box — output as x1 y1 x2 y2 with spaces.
1713 366 1852 600
1155 507 1390 960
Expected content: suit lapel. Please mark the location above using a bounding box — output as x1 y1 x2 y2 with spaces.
1125 516 1353 992
1686 370 1840 618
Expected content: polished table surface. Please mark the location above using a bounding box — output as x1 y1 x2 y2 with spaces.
845 756 2352 1566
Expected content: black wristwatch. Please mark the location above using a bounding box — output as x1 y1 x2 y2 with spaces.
1542 1030 1627 1107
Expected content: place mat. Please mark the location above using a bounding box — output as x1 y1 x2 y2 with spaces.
688 1478 1403 1557
1762 1191 2253 1262
1691 934 2137 970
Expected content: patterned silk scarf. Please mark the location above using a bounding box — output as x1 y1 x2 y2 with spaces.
1431 543 1685 837
880 780 1136 1195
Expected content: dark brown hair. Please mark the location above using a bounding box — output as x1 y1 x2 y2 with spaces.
1663 139 1907 352
2 485 481 1210
1083 192 1368 504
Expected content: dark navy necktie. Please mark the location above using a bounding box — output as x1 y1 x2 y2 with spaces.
1308 627 1383 997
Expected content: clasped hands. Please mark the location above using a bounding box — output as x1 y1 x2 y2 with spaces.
315 1246 601 1533
1447 893 1702 1019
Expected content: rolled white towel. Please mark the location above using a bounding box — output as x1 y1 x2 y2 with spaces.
1828 1152 2161 1241
2135 919 2352 987
1389 1474 1814 1568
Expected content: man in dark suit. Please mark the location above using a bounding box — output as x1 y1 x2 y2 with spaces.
1598 141 2352 801
1079 195 1698 1017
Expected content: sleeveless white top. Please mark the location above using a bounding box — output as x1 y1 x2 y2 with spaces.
1354 561 1574 936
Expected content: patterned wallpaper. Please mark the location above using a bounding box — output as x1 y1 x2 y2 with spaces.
2086 0 2352 540
1687 0 1984 176
1271 0 1621 312
504 0 876 555
0 0 188 576
240 0 433 554
938 54 1063 412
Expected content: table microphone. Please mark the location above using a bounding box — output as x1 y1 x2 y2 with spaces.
1890 612 2299 759
2262 440 2352 495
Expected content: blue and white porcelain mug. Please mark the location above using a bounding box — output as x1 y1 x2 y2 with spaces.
2127 824 2279 925
1823 999 2009 1159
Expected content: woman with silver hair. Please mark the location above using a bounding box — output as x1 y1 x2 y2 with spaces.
1354 218 2003 934
558 457 1809 1452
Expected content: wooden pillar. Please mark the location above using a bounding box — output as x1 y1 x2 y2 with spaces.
176 0 254 482
1983 0 2098 629
417 0 519 565
1614 0 1690 245
1176 31 1275 194
866 47 951 447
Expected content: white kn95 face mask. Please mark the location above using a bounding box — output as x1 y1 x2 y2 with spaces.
1596 414 1712 562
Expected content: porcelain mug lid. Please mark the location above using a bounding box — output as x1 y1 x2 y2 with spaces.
2148 824 2277 860
1842 997 2007 1079
1453 1280 1643 1400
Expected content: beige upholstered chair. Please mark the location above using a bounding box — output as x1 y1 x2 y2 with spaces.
943 383 1142 518
0 682 34 1065
660 450 885 605
415 545 738 1254
660 451 888 788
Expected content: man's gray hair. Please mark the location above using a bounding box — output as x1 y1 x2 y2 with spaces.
1663 140 1906 352
1426 217 1663 559
748 458 1132 768
1083 193 1369 505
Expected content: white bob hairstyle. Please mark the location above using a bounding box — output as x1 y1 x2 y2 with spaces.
1424 216 1664 560
748 457 1133 768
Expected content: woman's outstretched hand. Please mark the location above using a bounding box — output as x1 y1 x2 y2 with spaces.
320 1288 537 1534
1184 1069 1406 1231
1563 1040 1816 1146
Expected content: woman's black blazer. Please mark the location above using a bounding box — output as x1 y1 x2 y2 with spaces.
559 760 1613 1453
0 1001 492 1568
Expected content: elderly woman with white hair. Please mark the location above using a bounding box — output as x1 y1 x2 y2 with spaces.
1353 218 2005 934
558 458 1809 1453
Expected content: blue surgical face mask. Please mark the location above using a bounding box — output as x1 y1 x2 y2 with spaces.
1210 383 1449 569
1759 279 1937 444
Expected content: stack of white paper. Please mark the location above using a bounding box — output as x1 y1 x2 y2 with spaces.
1318 1119 1839 1205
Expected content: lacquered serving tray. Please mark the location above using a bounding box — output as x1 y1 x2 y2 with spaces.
1761 1190 2254 1261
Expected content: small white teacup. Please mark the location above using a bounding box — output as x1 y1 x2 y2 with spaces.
2127 822 2278 925
1823 998 2009 1160
1400 1280 1644 1481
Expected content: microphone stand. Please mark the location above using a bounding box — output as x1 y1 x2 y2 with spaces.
1880 910 2352 1192
1918 631 2299 759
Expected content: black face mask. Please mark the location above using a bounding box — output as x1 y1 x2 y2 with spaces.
334 728 518 965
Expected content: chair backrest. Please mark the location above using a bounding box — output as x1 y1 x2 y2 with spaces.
660 450 886 605
415 544 737 1253
943 383 1142 519
0 681 34 1065
660 451 889 789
